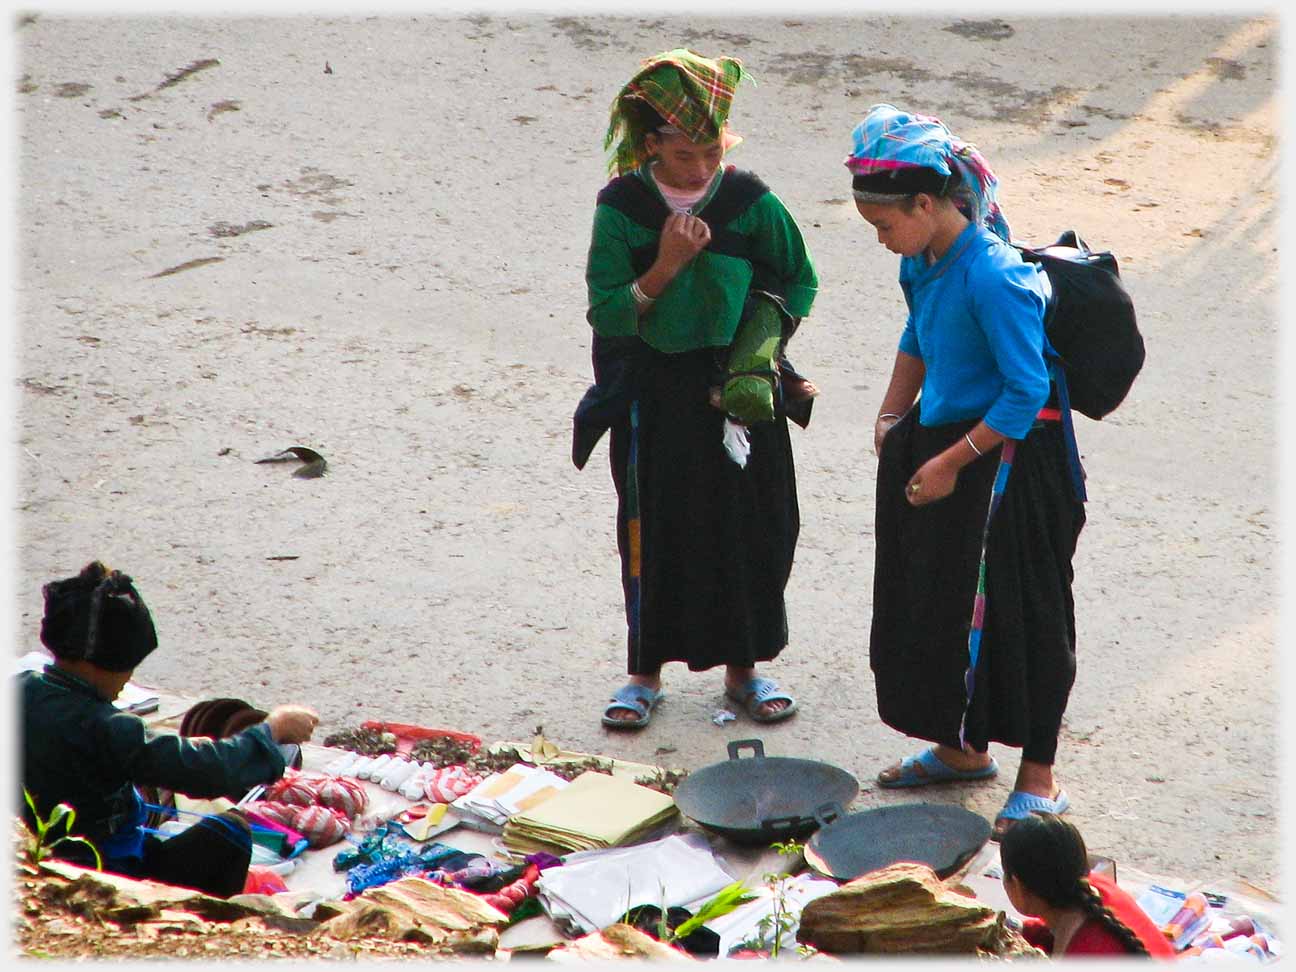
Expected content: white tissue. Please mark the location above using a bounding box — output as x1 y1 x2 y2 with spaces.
350 755 377 779
380 757 420 791
400 763 433 801
326 752 359 776
722 418 751 467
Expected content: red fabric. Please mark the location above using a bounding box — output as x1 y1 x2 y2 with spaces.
242 866 290 895
1018 872 1176 958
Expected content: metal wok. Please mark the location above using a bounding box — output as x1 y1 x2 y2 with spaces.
672 739 859 845
804 802 992 882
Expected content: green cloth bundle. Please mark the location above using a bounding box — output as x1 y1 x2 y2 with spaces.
722 297 783 424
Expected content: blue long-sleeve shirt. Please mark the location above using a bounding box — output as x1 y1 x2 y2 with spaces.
897 222 1049 439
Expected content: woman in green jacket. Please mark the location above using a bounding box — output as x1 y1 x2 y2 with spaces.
577 49 818 730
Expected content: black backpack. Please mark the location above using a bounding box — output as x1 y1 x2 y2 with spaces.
1015 231 1145 420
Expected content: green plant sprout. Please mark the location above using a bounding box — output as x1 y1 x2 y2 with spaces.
736 839 806 958
22 788 102 870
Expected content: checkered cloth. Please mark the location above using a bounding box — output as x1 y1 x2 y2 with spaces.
605 48 746 175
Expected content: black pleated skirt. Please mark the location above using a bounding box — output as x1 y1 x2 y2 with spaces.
607 346 799 674
869 404 1086 764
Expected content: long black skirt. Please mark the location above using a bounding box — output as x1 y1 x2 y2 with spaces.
607 347 799 674
869 405 1085 764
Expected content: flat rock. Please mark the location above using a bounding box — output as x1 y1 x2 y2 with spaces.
548 923 693 962
314 876 506 952
37 859 264 924
797 861 1013 955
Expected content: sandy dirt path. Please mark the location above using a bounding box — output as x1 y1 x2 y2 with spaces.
11 13 1280 894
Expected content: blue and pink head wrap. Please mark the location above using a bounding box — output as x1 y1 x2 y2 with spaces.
845 103 1012 242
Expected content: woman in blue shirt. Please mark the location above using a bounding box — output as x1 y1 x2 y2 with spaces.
848 105 1086 839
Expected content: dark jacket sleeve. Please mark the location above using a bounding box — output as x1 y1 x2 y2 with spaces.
102 712 287 799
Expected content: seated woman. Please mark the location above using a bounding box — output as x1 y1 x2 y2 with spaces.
19 561 320 898
999 813 1174 957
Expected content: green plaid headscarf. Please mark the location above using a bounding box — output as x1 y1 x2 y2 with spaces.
604 49 747 176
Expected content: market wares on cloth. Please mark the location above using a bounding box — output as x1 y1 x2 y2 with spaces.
795 860 1039 956
361 720 483 758
179 697 269 740
177 697 302 800
261 769 368 820
535 832 735 935
671 739 858 844
322 726 399 758
418 765 484 803
452 764 570 832
394 803 461 843
246 800 349 848
803 803 992 882
501 770 678 856
493 734 668 784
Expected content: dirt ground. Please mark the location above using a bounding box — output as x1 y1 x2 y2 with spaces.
10 8 1282 917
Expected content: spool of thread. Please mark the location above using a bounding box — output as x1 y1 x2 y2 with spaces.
1162 891 1209 945
1224 917 1257 940
1221 934 1268 959
1190 916 1258 951
1189 933 1226 950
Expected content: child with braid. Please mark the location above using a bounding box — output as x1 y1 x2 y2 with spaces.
999 813 1174 957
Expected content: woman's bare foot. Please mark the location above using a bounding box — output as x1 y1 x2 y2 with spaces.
723 665 793 720
603 673 662 723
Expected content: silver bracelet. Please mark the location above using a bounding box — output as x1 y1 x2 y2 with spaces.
878 412 902 422
630 280 655 307
965 432 983 457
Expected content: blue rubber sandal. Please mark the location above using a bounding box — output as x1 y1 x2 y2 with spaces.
877 747 1000 789
601 683 664 729
725 676 798 724
991 789 1071 841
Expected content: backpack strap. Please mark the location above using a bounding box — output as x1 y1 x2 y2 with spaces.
967 248 1088 504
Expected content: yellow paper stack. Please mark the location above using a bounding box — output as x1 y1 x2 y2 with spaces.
501 770 679 856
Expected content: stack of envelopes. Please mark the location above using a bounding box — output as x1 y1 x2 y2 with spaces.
501 770 679 855
451 763 570 833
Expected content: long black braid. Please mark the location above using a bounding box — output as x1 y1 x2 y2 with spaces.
1001 812 1150 956
1074 876 1150 955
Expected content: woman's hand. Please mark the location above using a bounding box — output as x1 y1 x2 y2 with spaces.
905 454 959 506
656 212 711 272
266 704 320 745
874 414 900 456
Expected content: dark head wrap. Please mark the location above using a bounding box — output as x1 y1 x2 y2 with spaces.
40 561 158 672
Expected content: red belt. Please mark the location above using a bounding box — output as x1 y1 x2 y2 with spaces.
1036 407 1063 422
